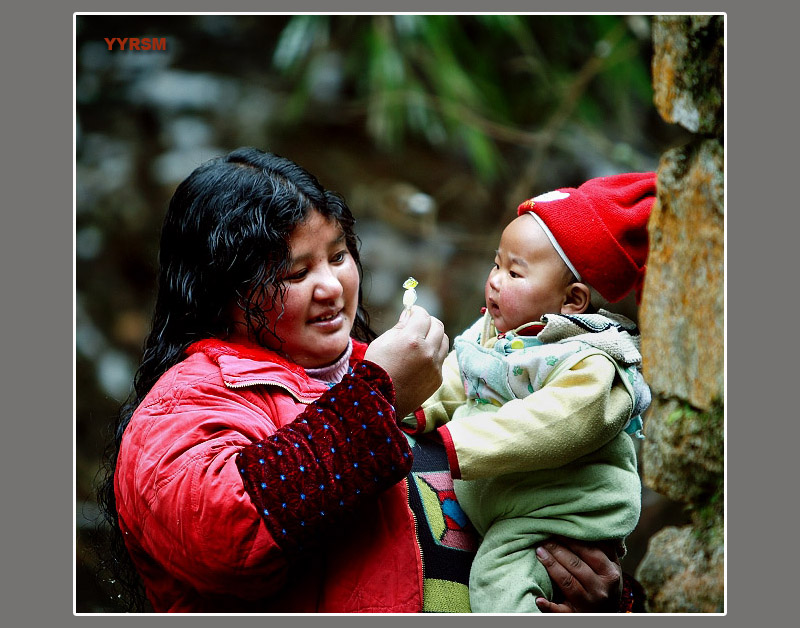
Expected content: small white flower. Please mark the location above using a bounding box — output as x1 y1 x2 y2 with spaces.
402 277 418 310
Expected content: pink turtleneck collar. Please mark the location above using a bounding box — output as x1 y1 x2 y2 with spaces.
303 339 354 385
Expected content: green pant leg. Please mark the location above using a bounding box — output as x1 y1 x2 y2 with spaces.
468 517 551 613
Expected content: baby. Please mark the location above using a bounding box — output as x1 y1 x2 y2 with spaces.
402 172 656 612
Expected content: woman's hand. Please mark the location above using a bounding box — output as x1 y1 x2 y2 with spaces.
534 537 623 613
364 306 449 418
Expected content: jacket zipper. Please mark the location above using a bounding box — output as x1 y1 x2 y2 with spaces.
406 475 426 610
224 379 319 404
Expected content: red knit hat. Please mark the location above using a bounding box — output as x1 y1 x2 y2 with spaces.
517 172 657 303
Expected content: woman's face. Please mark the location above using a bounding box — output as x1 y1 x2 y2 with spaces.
248 210 360 368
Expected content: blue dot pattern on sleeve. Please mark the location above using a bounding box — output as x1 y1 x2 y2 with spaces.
236 361 413 556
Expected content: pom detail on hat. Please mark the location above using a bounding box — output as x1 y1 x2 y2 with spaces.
517 172 657 303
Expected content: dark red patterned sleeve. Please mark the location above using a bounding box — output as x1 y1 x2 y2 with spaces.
236 360 413 556
619 572 647 613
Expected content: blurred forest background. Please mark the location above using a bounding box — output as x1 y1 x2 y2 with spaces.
75 14 694 612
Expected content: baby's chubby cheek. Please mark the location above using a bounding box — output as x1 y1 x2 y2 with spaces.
497 293 521 323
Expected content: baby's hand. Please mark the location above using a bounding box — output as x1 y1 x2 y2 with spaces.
402 277 418 311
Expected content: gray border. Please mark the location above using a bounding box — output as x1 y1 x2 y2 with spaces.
5 0 753 625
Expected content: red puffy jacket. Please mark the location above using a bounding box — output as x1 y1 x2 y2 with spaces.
114 338 423 612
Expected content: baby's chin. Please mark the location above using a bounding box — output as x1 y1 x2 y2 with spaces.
490 315 511 334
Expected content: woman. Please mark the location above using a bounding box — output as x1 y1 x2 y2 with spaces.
97 147 639 613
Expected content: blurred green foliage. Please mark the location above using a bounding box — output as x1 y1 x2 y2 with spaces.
269 14 655 182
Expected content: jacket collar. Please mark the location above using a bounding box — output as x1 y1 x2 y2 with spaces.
186 338 368 402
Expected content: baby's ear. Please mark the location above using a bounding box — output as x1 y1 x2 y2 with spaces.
561 282 591 314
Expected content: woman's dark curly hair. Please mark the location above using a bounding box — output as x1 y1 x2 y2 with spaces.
95 147 376 610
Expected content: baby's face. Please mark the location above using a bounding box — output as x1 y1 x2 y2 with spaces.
484 214 575 333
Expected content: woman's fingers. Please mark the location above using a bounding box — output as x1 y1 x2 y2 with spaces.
438 324 450 360
364 306 448 417
423 312 446 343
555 537 622 608
535 544 589 602
535 539 622 613
559 538 621 580
534 597 573 614
398 305 431 337
394 306 447 361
